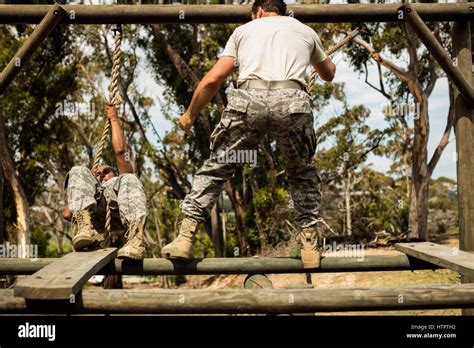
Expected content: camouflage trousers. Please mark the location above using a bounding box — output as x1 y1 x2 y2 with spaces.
65 166 147 233
182 87 322 229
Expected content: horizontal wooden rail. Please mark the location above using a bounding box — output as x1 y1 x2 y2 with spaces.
2 284 474 314
0 3 66 95
0 254 439 276
0 3 473 24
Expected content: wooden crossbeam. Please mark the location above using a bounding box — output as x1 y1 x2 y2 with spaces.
13 248 117 300
395 242 474 279
0 3 473 25
2 283 474 314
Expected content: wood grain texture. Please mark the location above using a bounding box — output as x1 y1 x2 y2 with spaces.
13 248 117 300
396 242 474 279
0 3 473 24
0 254 439 275
2 283 474 314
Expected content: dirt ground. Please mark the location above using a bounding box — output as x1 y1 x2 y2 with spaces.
123 236 463 315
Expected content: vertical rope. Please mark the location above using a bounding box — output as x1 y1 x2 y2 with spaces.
91 25 123 236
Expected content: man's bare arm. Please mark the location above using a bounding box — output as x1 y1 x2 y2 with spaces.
314 56 336 82
179 56 236 135
106 105 134 174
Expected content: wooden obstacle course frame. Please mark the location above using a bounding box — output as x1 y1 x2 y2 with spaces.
2 283 474 314
0 3 473 24
0 254 440 276
0 3 66 95
0 2 473 315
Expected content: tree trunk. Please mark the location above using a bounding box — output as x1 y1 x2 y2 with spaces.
220 194 227 257
344 170 353 237
407 94 430 240
56 220 65 257
210 200 224 257
400 117 411 199
224 181 248 256
0 113 31 254
249 172 267 251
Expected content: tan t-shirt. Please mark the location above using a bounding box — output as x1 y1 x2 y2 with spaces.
220 16 326 86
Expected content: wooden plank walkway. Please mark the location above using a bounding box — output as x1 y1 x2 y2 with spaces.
395 242 474 279
13 248 117 300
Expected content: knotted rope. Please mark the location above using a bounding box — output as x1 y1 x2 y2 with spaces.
91 25 123 236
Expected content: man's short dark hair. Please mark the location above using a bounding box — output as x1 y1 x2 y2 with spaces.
252 0 287 16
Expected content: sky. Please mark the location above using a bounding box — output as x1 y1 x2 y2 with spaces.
99 0 458 181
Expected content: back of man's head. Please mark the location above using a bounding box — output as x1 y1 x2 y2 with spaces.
251 0 287 16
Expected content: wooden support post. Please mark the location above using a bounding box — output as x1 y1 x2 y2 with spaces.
0 0 4 240
2 284 474 314
0 3 473 24
403 3 474 105
0 99 3 243
453 4 474 316
0 254 440 275
0 3 66 95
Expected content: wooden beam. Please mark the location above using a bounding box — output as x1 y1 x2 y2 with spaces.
1 284 474 314
403 3 474 105
395 242 474 279
0 3 473 24
0 98 4 243
243 274 274 289
452 3 474 316
0 3 66 95
0 254 439 275
13 248 117 300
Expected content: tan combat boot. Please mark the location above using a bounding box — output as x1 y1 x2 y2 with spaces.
71 210 103 251
117 220 145 260
300 225 321 269
161 218 198 259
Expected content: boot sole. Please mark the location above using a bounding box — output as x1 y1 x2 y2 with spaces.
117 250 144 260
117 254 144 260
73 237 97 251
161 251 190 259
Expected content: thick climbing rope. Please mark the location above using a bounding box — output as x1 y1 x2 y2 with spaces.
307 27 363 94
91 25 124 236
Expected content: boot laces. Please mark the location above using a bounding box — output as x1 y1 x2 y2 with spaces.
299 228 318 250
72 210 92 230
124 220 144 248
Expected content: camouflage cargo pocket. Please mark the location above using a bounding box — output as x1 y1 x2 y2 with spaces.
289 97 312 115
226 89 251 113
209 114 233 153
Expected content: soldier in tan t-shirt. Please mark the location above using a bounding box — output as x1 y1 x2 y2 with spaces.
162 0 336 269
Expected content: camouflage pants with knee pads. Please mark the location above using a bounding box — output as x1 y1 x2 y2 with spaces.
181 88 322 229
65 166 148 233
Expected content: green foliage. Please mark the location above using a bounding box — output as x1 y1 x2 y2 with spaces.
1 9 458 259
30 224 49 258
